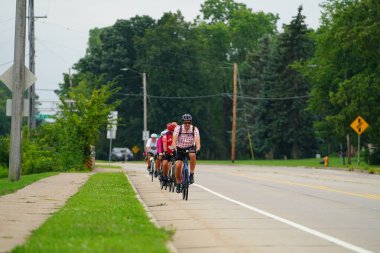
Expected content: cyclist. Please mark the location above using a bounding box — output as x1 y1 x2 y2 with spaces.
172 114 201 193
161 122 178 186
145 133 159 177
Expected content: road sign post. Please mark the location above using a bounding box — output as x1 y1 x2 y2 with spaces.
107 111 118 165
350 116 369 165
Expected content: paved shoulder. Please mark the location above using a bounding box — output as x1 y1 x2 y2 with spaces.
0 173 90 253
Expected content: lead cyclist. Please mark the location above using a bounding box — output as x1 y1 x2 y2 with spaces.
172 114 201 193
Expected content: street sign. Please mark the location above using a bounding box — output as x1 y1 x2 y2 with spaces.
35 113 52 120
0 65 37 91
350 116 369 135
107 111 118 139
142 130 149 141
6 99 29 117
132 145 140 154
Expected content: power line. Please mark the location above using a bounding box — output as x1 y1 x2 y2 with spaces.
117 92 311 100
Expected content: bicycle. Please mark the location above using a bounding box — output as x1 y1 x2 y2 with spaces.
168 155 176 192
180 149 191 200
149 154 155 182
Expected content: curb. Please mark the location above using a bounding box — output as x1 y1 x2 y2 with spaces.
123 168 178 253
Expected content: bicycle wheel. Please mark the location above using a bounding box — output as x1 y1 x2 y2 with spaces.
184 184 189 200
151 160 154 182
170 165 175 192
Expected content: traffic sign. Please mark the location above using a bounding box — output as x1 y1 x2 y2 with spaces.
6 99 29 117
142 130 149 141
132 145 140 154
35 113 52 120
0 65 37 91
350 116 369 135
107 111 118 139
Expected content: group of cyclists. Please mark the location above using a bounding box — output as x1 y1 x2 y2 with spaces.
145 114 201 193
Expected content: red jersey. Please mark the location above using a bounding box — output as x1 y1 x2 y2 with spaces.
162 132 174 154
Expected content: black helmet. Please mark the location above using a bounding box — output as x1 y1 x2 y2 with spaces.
181 114 192 121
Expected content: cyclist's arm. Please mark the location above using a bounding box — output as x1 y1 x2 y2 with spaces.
194 127 201 151
145 138 151 153
162 135 168 153
172 126 179 148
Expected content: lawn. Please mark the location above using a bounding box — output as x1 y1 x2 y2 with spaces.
0 172 58 196
198 157 380 173
12 173 171 253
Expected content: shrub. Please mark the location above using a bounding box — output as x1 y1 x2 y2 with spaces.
0 164 7 178
0 136 9 167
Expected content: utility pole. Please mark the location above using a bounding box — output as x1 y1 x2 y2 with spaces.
143 73 147 148
28 0 35 129
231 63 237 163
27 0 46 129
9 0 27 181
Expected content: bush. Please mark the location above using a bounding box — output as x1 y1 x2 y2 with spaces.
0 136 9 167
0 164 7 178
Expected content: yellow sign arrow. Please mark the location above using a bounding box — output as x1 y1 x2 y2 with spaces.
350 116 369 135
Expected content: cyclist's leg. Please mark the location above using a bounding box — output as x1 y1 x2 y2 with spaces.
189 149 196 184
147 153 152 170
189 152 196 174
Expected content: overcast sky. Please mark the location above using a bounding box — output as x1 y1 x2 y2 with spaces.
1 0 323 102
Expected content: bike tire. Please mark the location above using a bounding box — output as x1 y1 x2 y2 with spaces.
182 183 188 200
185 184 189 200
151 162 154 182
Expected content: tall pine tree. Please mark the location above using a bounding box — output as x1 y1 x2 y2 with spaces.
269 6 316 159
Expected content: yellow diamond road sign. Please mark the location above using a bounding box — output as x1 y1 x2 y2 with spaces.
350 116 369 135
132 145 140 154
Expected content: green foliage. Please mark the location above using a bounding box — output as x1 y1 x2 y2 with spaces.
13 173 171 253
0 135 9 167
21 85 119 173
0 164 7 179
200 0 247 23
0 82 11 135
302 0 380 163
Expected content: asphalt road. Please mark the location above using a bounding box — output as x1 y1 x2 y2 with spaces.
124 163 380 253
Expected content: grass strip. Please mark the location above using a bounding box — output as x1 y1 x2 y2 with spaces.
198 157 380 173
0 172 58 196
12 173 171 253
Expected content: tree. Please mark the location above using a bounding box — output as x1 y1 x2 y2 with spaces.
268 6 317 159
199 0 247 24
302 0 380 163
0 82 11 136
238 35 278 159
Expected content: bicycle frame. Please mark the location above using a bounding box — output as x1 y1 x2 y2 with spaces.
181 151 190 200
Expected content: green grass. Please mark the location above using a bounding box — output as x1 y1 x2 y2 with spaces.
12 173 171 253
95 164 122 169
0 172 58 196
197 157 380 173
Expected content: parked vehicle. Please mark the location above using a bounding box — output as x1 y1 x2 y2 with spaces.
111 147 134 161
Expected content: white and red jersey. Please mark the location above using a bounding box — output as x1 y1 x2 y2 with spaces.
173 124 200 149
162 132 175 154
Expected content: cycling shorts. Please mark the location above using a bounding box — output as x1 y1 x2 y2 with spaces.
175 146 195 161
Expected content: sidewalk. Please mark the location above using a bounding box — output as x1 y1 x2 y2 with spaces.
0 173 90 253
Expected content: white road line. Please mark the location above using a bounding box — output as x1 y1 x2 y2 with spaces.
194 183 374 253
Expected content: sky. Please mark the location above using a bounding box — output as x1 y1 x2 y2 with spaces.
0 0 324 104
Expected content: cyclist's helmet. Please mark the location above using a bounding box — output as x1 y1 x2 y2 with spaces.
166 122 177 132
151 133 157 138
181 114 192 121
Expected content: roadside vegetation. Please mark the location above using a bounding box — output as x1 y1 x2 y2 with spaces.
198 157 380 174
12 173 171 253
0 172 58 196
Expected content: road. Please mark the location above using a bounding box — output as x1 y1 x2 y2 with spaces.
124 162 380 253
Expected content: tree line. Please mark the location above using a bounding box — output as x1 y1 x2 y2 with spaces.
0 0 379 171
